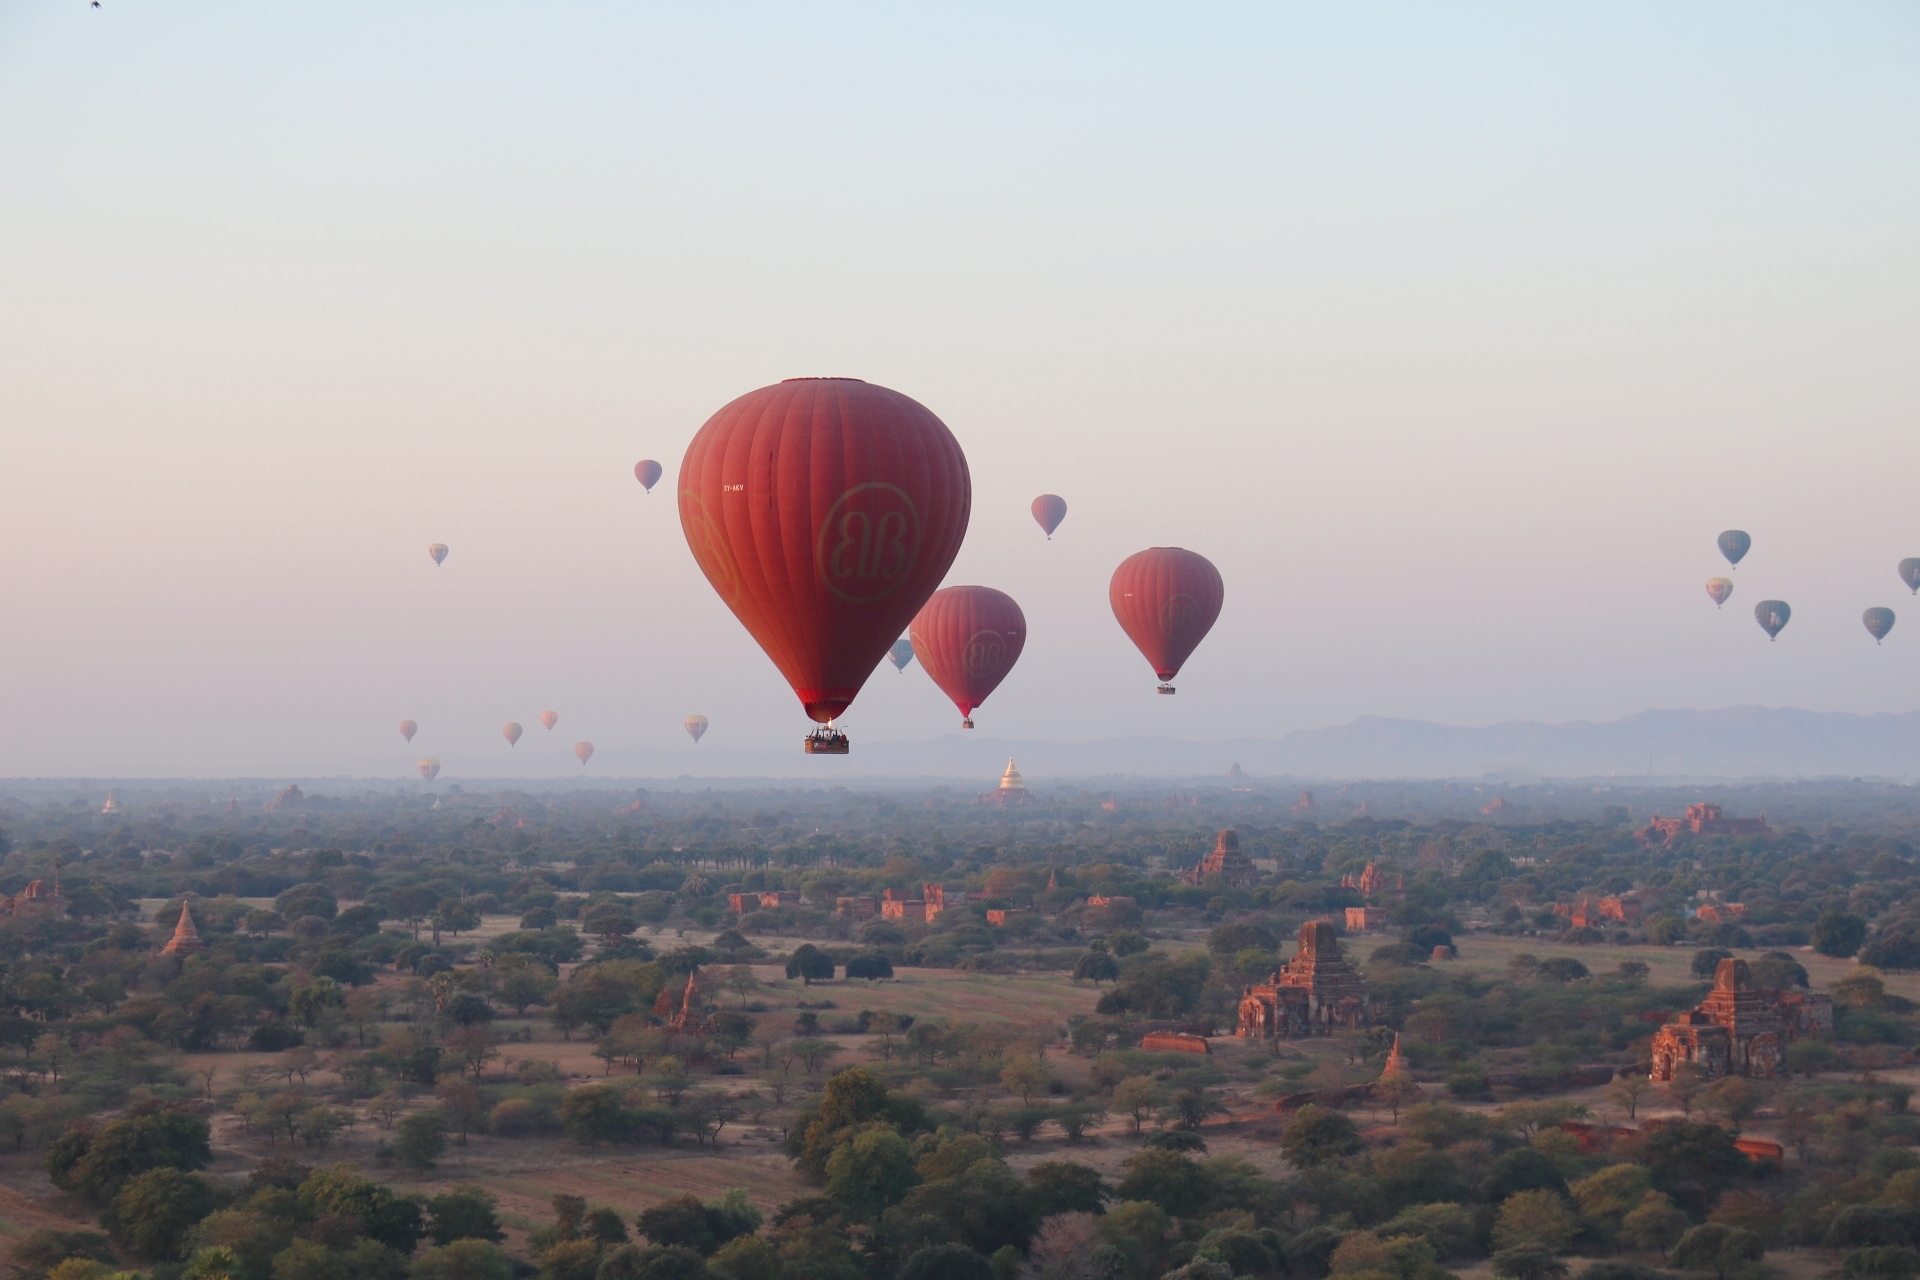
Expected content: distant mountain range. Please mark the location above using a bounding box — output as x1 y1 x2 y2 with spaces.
400 706 1920 782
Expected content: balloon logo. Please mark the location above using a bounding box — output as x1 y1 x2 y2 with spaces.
574 741 595 764
428 543 449 566
502 722 523 746
399 720 418 742
1865 608 1896 644
888 638 915 672
1031 494 1067 539
1706 579 1733 609
540 710 559 731
635 460 663 492
909 586 1026 729
685 715 709 743
1718 530 1750 568
1754 600 1790 640
1901 559 1920 595
417 758 441 781
815 483 923 603
1110 548 1225 692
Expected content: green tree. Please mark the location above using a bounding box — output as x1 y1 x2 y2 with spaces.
1000 1055 1049 1106
1621 1193 1690 1257
1671 1225 1765 1280
106 1168 219 1260
845 952 894 981
1815 912 1870 959
395 1112 449 1172
1115 1149 1213 1219
1072 953 1121 984
1280 1105 1360 1167
48 1105 214 1204
297 1163 425 1254
1025 1162 1110 1218
1111 1077 1164 1135
1492 1245 1570 1280
1492 1190 1580 1253
427 1186 505 1246
409 1240 512 1280
897 1244 994 1280
786 944 835 986
825 1126 920 1222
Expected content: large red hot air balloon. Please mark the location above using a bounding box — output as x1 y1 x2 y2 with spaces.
679 379 971 750
909 586 1026 728
1110 547 1224 693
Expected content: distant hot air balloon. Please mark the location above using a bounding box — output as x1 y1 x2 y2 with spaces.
1031 494 1067 540
1864 608 1896 644
1901 558 1920 595
540 710 559 731
1706 579 1733 609
428 543 449 566
684 715 709 743
502 722 523 746
1718 530 1750 568
909 586 1027 728
635 460 663 492
417 758 441 781
679 379 970 751
888 638 915 672
1755 600 1791 640
1110 547 1225 693
399 719 418 742
574 741 594 764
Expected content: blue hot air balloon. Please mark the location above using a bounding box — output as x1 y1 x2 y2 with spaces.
1754 599 1790 640
1864 608 1896 644
888 638 915 673
1718 530 1751 567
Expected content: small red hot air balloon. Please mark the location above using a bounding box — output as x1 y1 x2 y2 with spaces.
635 460 663 492
574 741 594 764
1031 495 1067 539
398 720 417 742
502 722 523 746
540 710 559 731
1110 547 1224 694
909 586 1027 728
679 378 970 751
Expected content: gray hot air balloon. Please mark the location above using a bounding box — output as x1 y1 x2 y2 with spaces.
684 715 708 743
1755 600 1790 640
1706 578 1733 609
399 719 417 742
428 543 449 566
1865 608 1896 644
888 638 915 673
417 758 441 781
502 722 523 746
1718 530 1750 567
1901 559 1920 595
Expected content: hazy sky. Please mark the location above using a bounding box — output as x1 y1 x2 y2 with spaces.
3 3 1918 778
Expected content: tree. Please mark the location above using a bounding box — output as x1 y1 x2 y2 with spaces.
786 945 835 986
298 1163 425 1253
1699 1078 1761 1131
1001 1055 1050 1105
1025 1161 1110 1218
792 1038 843 1074
1607 1074 1651 1120
724 966 759 1006
1570 1164 1654 1223
387 888 440 940
427 1186 505 1246
1671 1225 1765 1280
500 969 554 1016
1691 949 1734 979
825 1126 920 1222
1280 1105 1360 1167
897 1244 994 1280
1492 1245 1570 1280
1785 1040 1836 1078
1815 912 1870 959
1116 1149 1213 1219
585 905 639 949
435 1081 487 1146
395 1112 449 1172
1492 1189 1580 1253
1665 1064 1706 1118
1621 1192 1690 1257
48 1106 215 1204
106 1168 219 1260
845 951 894 981
410 1239 513 1280
1072 952 1121 984
1112 1077 1164 1135
636 1194 758 1255
431 901 481 942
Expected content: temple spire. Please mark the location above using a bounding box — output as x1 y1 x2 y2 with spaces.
160 901 206 956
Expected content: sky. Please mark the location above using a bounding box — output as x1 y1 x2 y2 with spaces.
2 3 1918 778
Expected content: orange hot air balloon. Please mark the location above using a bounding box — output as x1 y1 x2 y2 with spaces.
574 741 595 764
399 720 418 742
1706 578 1733 608
1031 494 1067 539
428 543 448 566
417 758 441 781
909 586 1026 728
502 722 523 746
679 379 971 745
1110 547 1225 694
635 460 663 492
540 710 559 731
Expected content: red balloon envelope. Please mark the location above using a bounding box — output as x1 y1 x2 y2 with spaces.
1110 547 1224 691
1031 494 1067 539
909 585 1026 728
679 379 971 725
